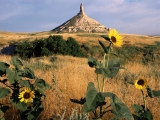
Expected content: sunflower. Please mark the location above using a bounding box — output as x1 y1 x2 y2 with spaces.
108 29 123 47
18 88 35 103
134 78 148 89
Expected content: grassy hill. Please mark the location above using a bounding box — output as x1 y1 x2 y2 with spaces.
1 31 160 46
0 31 160 120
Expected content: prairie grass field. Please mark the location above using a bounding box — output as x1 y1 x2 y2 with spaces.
0 31 160 119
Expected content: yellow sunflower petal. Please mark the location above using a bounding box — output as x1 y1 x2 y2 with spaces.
20 98 24 102
18 87 35 103
108 29 123 47
134 78 147 89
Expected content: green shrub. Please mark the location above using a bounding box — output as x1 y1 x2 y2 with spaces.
15 40 34 59
32 39 44 57
15 35 86 59
41 47 52 56
66 37 85 57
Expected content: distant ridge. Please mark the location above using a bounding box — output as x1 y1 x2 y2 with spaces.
52 3 109 33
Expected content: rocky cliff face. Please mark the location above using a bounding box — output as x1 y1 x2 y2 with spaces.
52 3 108 33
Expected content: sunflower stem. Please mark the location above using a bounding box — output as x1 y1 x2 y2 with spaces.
103 53 106 68
102 77 105 92
102 44 111 92
96 73 101 92
141 89 147 111
106 43 112 68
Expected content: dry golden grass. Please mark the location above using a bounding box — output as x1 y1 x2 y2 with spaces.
0 31 160 119
0 54 160 120
1 31 160 46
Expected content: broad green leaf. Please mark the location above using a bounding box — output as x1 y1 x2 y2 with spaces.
10 56 23 68
36 88 45 96
27 101 44 120
132 104 143 115
132 114 141 120
152 90 160 97
22 68 35 79
143 109 153 120
84 82 104 112
88 57 97 68
0 62 10 76
95 68 110 78
95 59 121 78
6 68 22 84
19 80 31 87
147 86 160 98
103 92 133 120
107 59 121 78
0 87 11 98
10 97 27 111
98 40 109 54
34 79 51 90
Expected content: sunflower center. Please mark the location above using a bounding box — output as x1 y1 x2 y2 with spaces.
111 36 116 43
23 92 30 99
137 79 144 85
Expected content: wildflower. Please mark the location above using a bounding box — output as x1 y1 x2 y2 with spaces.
18 88 35 103
108 29 123 47
134 78 148 89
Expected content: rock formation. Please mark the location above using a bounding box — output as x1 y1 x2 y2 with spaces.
52 3 108 33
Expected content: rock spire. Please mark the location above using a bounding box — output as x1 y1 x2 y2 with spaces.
52 3 108 33
79 3 85 15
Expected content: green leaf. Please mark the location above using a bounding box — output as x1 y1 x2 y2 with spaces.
95 59 121 78
152 90 160 97
6 68 22 84
88 57 97 68
22 68 35 79
0 87 11 98
34 79 51 90
19 80 31 87
84 82 104 112
147 86 160 98
95 67 110 78
127 81 134 85
98 40 109 54
132 114 141 120
132 104 143 115
10 97 28 111
132 104 153 120
27 114 34 120
0 62 10 76
101 35 110 42
108 59 121 78
27 101 44 120
146 86 154 98
103 92 133 120
36 88 45 96
143 109 153 120
10 56 23 68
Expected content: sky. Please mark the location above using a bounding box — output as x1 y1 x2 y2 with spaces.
0 0 160 35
